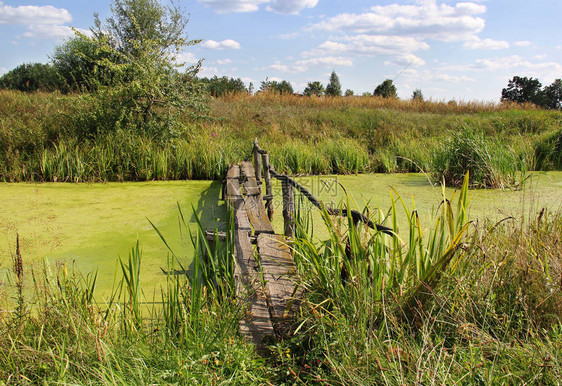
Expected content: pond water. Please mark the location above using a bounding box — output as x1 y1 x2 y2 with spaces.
0 181 225 297
1 172 560 298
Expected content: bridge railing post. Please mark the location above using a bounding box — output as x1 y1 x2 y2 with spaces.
253 138 262 184
262 153 273 221
282 177 295 238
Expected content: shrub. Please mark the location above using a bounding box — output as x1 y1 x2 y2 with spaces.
535 129 562 170
432 126 524 188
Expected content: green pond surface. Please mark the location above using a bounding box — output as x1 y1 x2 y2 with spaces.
0 180 226 297
1 172 561 298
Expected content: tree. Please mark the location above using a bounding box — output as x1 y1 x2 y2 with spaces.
544 79 562 110
52 34 116 92
303 81 324 97
374 79 397 98
344 89 354 97
65 0 206 138
199 76 247 97
0 63 61 92
260 78 293 94
501 76 545 106
325 71 342 97
411 88 424 101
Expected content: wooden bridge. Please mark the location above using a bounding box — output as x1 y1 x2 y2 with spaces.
223 141 298 349
222 140 392 349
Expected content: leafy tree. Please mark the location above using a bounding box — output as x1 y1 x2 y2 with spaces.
0 63 61 92
68 0 206 138
544 79 562 110
501 76 545 106
325 71 342 97
199 76 247 97
411 88 424 101
52 34 116 92
303 81 324 97
374 79 397 98
260 78 293 94
344 89 354 97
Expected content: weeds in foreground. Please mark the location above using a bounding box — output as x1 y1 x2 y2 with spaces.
1 179 562 384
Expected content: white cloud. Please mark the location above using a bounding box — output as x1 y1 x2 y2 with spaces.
463 38 509 50
198 0 317 14
197 0 268 13
216 59 233 65
513 40 531 47
0 2 78 41
198 66 220 77
269 61 308 73
401 68 475 83
268 56 353 74
201 39 241 50
311 1 486 42
176 52 200 65
22 24 76 40
297 56 353 67
440 55 562 82
0 2 71 25
0 66 7 75
266 0 318 15
304 35 427 66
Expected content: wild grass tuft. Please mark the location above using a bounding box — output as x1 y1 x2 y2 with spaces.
432 126 527 188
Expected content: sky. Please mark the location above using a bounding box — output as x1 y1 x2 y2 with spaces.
0 0 561 101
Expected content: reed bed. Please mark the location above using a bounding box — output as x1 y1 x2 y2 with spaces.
1 90 561 184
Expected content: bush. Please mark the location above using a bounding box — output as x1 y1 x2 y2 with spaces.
0 63 62 92
432 126 524 188
535 129 562 170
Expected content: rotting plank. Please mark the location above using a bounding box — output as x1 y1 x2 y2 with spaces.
234 230 274 348
240 161 260 196
226 166 251 232
240 162 274 234
257 233 301 335
244 195 274 234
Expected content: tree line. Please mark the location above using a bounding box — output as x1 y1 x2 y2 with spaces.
0 0 559 111
501 76 562 109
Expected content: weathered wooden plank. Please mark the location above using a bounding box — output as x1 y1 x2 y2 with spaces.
240 161 260 196
225 170 252 232
224 165 275 348
257 234 301 334
205 230 257 244
226 164 240 180
244 195 275 234
235 230 275 348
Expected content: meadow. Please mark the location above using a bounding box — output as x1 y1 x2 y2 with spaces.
1 91 562 384
1 90 561 186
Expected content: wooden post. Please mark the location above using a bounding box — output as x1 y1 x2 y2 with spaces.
253 138 262 184
262 153 274 221
282 178 295 238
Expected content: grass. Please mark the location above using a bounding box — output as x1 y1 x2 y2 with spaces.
2 174 561 383
1 90 561 184
432 126 527 188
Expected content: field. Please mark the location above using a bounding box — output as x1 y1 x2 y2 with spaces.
1 92 562 384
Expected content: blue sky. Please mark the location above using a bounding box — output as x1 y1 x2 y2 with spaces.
0 0 561 101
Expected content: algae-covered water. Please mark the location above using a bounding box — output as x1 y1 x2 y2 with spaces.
1 172 561 297
0 181 225 297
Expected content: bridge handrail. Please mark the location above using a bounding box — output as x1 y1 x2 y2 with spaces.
253 138 393 236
